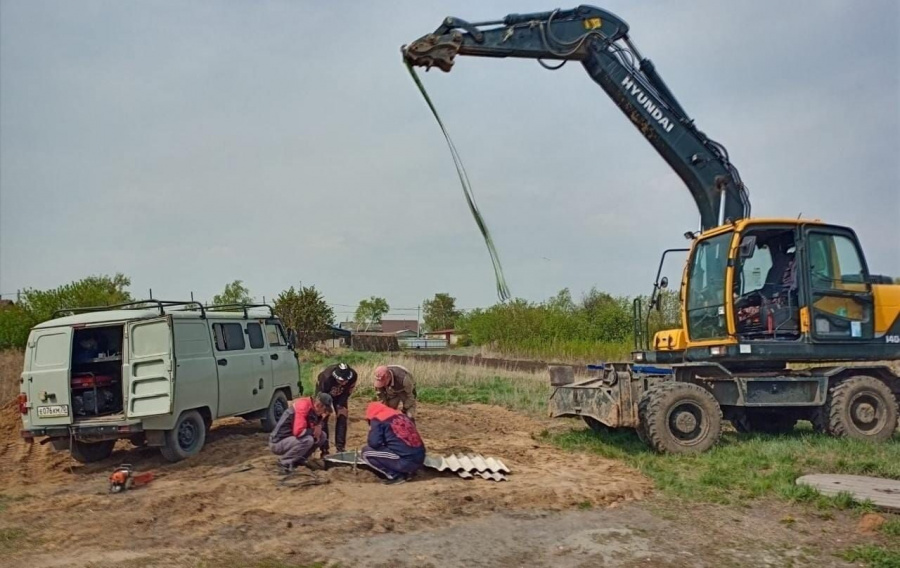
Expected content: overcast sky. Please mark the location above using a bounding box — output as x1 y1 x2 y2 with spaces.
1 0 898 319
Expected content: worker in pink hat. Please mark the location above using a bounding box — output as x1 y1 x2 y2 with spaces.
373 365 417 421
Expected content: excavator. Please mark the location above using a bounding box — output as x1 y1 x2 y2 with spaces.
403 5 900 453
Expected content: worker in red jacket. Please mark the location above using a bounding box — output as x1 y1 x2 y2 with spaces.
360 401 426 485
268 393 334 473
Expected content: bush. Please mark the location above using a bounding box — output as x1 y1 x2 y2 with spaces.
456 287 681 363
0 274 132 349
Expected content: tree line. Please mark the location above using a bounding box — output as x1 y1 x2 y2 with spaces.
0 275 676 361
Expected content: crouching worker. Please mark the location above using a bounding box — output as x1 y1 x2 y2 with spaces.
269 392 334 473
360 401 425 485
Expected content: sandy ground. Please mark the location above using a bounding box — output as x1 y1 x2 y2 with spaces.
0 398 883 567
0 401 651 567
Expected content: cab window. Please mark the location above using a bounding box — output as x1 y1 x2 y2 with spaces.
686 232 732 340
808 233 867 289
265 323 286 347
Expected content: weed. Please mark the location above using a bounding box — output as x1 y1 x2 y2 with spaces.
577 501 593 510
0 528 25 552
840 545 900 568
882 517 900 537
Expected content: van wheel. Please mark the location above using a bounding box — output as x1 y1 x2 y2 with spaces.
70 440 116 464
160 410 207 462
261 391 289 433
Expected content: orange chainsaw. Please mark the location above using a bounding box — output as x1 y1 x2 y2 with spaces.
109 464 154 493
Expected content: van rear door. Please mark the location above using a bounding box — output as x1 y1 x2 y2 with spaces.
25 327 74 426
125 317 175 418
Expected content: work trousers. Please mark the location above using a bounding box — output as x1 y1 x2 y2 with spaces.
269 431 327 468
360 445 423 479
322 397 350 452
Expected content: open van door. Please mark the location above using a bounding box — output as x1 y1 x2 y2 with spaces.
25 327 74 427
125 317 175 418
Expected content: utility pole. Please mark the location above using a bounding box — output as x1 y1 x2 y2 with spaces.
417 304 421 338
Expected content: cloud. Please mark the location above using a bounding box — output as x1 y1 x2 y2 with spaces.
1 0 897 308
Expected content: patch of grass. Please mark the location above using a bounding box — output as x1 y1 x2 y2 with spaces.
297 352 550 415
545 424 900 509
0 528 25 552
577 501 593 510
840 545 900 568
882 517 900 537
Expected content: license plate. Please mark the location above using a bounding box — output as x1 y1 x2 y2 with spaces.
37 405 69 418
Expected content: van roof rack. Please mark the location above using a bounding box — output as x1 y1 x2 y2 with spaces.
203 303 275 319
52 300 206 319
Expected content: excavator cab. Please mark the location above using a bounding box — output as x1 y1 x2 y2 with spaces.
643 218 895 367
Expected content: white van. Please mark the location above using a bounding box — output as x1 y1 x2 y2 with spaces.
16 300 300 463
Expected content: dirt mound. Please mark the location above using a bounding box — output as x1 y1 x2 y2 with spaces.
0 401 74 488
0 403 649 567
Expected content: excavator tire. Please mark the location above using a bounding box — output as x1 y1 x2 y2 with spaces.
638 381 722 454
814 375 898 443
731 411 797 435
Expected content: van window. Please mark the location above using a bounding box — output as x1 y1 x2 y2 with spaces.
266 323 286 347
175 322 212 357
213 323 246 351
34 332 69 367
247 323 265 349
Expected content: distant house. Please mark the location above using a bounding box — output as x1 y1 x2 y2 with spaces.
425 329 460 346
0 299 13 310
380 319 419 335
340 319 420 335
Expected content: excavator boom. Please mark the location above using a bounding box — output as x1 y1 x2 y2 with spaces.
403 5 750 231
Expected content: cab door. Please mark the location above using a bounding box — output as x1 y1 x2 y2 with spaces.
24 327 74 426
246 320 274 410
802 227 874 341
125 317 175 418
265 320 297 393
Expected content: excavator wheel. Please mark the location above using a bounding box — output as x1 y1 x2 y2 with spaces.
814 376 898 443
731 411 797 435
638 382 722 454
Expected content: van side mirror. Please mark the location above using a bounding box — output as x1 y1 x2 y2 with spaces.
287 329 298 350
659 276 669 289
739 235 757 259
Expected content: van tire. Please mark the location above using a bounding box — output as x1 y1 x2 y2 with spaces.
261 391 289 433
70 440 116 464
160 410 207 462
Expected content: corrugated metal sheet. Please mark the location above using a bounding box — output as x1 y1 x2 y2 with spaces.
325 451 510 482
423 453 510 481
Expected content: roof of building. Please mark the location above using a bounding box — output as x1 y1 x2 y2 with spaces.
380 319 419 334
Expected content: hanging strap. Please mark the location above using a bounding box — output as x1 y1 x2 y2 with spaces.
405 62 511 302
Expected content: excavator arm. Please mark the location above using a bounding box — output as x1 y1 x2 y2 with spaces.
403 5 750 231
